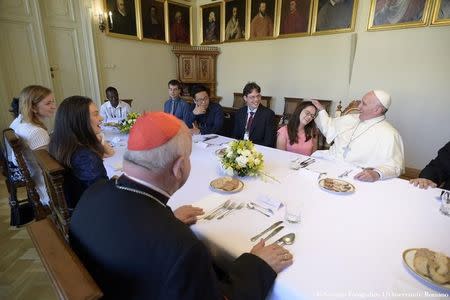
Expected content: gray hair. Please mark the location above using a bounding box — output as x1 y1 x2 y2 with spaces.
123 127 191 172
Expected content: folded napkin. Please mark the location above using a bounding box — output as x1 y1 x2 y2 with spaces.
255 194 283 212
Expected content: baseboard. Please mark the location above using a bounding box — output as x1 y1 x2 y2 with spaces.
399 167 420 180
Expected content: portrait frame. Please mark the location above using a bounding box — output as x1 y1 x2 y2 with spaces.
224 0 248 42
140 0 167 43
167 1 192 45
277 0 313 38
367 0 433 31
200 2 223 45
431 0 450 26
104 0 141 40
311 0 358 35
248 0 278 40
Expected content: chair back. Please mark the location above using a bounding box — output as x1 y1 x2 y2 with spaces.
27 217 103 300
233 92 272 109
342 100 361 115
283 97 303 121
34 149 70 241
121 99 133 107
3 128 47 220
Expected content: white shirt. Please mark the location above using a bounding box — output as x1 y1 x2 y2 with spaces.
9 115 50 204
100 101 131 123
314 111 405 179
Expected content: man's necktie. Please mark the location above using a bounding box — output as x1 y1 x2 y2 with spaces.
246 112 255 131
171 100 178 115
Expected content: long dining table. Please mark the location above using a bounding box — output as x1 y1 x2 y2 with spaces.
103 129 450 300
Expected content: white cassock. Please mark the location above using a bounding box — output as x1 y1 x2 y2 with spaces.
314 110 405 179
100 100 131 123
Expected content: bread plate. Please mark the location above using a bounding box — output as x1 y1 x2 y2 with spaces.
210 177 244 193
318 178 355 194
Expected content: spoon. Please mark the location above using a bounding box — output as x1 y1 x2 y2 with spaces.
218 202 244 219
250 202 274 215
275 233 296 246
247 203 271 217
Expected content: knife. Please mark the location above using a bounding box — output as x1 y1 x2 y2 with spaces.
203 135 218 142
250 221 283 242
262 226 284 242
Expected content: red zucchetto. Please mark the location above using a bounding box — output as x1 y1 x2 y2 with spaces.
127 112 181 151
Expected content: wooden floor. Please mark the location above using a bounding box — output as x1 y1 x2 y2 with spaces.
0 178 56 300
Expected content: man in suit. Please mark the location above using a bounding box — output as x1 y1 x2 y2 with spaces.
410 141 450 190
163 79 191 127
232 82 276 147
69 112 293 299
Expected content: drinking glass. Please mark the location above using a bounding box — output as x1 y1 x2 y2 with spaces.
285 201 302 224
440 191 450 216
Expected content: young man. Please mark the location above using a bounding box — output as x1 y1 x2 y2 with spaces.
100 86 131 123
163 79 191 127
232 82 276 147
186 84 223 135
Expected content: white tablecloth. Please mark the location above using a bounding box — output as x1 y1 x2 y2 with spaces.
104 132 450 300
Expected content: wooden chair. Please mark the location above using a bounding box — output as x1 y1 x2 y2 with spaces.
3 129 48 222
283 97 303 121
34 149 71 242
340 100 360 115
232 92 272 109
27 217 103 300
121 99 133 107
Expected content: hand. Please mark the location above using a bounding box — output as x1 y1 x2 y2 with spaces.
174 205 204 225
354 169 380 182
190 122 200 135
409 178 437 189
311 100 324 111
193 104 206 115
250 240 293 273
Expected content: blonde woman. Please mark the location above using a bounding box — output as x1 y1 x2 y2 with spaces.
10 85 56 205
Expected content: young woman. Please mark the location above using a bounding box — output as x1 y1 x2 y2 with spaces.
276 101 318 156
49 96 110 209
10 85 56 205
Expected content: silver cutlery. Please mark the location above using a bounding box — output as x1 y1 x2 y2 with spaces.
250 221 283 242
338 170 352 178
200 199 231 220
275 233 296 246
218 202 244 219
216 202 236 219
262 226 284 242
300 159 316 168
249 202 274 215
206 201 232 220
246 203 271 217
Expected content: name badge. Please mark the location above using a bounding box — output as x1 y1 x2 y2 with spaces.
243 131 249 140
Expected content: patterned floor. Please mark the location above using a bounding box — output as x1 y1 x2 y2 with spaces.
0 178 56 300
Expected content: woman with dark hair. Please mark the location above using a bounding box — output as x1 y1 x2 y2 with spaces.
49 96 108 209
10 85 56 205
276 102 318 156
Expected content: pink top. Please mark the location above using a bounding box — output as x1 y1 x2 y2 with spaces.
277 125 316 156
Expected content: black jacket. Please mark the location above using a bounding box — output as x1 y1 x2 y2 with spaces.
419 141 450 190
232 105 275 147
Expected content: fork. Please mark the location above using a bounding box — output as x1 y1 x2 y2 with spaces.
218 202 244 219
338 170 352 178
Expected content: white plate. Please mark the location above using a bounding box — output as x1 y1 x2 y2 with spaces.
318 178 355 194
403 248 450 293
210 177 244 193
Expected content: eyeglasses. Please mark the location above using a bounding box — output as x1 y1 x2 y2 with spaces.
194 96 209 103
246 94 261 101
303 111 316 119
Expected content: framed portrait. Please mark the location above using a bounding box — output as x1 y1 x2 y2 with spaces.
367 0 432 31
167 1 192 44
277 0 313 37
224 0 248 42
140 0 166 42
311 0 358 35
200 3 223 44
104 0 140 39
431 0 450 26
249 0 277 39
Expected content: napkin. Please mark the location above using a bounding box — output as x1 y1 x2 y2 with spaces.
255 194 283 212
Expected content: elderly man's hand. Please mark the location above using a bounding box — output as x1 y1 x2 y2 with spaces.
311 100 324 111
250 240 293 273
174 205 204 225
354 169 380 182
409 178 437 189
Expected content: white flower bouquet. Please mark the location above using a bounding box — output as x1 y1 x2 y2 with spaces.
220 140 264 177
117 112 140 133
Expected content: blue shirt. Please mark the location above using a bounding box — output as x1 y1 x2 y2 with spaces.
186 102 224 134
163 98 192 127
64 147 108 209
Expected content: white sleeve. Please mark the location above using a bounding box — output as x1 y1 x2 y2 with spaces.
27 127 50 150
123 102 131 116
375 132 405 180
314 110 338 144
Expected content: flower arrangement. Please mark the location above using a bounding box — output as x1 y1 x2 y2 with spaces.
220 140 264 177
117 112 140 133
